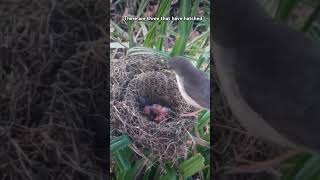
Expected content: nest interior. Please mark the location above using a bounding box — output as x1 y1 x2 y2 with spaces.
111 55 196 164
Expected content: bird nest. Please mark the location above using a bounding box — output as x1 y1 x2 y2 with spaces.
110 54 196 164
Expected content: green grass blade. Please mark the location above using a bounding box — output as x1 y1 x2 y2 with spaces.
179 153 205 178
127 21 135 48
293 154 320 180
144 0 172 48
198 111 210 126
281 152 311 180
118 159 146 180
194 110 210 141
114 149 131 171
143 166 156 180
110 135 132 154
145 24 158 47
186 0 200 33
159 165 177 180
155 0 172 18
171 0 200 56
156 21 168 51
170 0 191 56
178 0 191 35
196 56 206 69
170 36 188 56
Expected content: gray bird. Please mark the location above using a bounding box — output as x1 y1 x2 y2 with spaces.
169 56 210 116
213 0 320 152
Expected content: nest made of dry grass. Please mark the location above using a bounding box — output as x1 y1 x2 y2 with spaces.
0 0 108 179
110 54 196 164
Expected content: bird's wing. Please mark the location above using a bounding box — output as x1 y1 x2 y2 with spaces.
183 70 210 109
213 0 320 152
234 45 320 151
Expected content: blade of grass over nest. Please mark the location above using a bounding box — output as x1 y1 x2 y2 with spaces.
275 0 299 21
171 0 200 56
128 47 171 58
111 20 129 39
114 148 131 171
159 165 177 180
196 110 210 141
199 152 210 177
144 0 172 48
179 153 205 178
198 110 210 128
301 2 320 32
292 154 320 180
117 159 146 180
111 135 132 154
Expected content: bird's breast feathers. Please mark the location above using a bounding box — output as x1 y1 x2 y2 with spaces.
175 74 203 109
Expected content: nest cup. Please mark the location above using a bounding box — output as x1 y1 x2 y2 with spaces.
111 54 196 163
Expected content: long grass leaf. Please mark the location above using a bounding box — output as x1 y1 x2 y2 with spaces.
171 0 199 56
282 153 311 180
157 21 168 51
179 153 205 178
293 154 320 180
114 149 131 171
159 165 177 180
144 0 172 48
110 135 132 154
143 166 156 180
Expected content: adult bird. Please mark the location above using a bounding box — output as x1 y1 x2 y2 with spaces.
213 0 320 156
169 56 210 116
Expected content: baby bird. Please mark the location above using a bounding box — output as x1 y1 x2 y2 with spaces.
142 104 171 123
152 104 171 123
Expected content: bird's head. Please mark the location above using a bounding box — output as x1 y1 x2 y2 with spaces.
168 56 194 76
